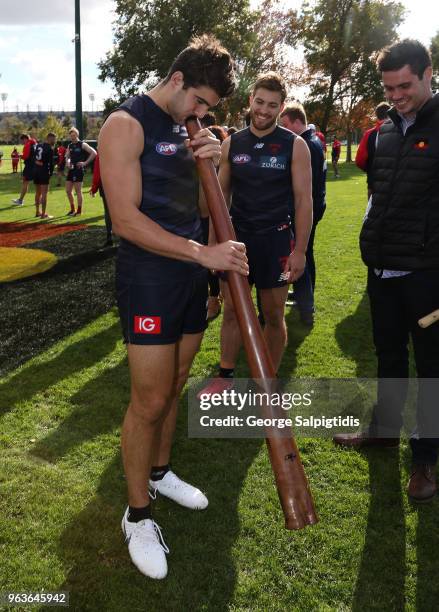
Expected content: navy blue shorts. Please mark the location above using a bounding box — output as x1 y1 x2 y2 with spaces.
66 167 84 183
236 225 293 290
22 165 34 181
33 168 50 185
116 272 208 345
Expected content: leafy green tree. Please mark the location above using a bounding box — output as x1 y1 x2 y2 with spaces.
98 0 295 123
99 0 257 99
0 116 28 143
37 115 68 142
430 30 439 90
82 113 89 139
294 0 404 159
221 0 299 122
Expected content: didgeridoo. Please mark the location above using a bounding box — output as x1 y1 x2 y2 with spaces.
419 309 439 328
186 116 318 530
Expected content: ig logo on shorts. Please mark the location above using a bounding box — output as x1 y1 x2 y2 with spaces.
134 316 161 334
156 142 178 156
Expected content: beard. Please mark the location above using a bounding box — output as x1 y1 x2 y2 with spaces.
250 108 277 131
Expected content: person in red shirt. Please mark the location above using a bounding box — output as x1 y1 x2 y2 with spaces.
355 102 391 197
331 135 341 177
12 134 37 206
56 143 67 186
11 148 20 173
89 152 113 246
312 125 327 154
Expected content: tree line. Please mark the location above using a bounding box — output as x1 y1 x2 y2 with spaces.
0 113 102 144
98 0 439 159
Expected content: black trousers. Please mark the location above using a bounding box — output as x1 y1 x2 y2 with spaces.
293 220 318 313
99 187 113 239
367 268 439 464
292 205 325 313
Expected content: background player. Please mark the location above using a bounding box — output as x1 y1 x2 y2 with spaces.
355 102 391 198
12 133 37 206
65 127 96 216
56 142 67 186
280 103 327 326
11 147 20 173
331 135 341 177
33 132 57 219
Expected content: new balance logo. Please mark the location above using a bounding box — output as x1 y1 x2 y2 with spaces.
134 316 161 334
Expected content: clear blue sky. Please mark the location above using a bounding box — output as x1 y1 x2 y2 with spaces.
0 0 437 113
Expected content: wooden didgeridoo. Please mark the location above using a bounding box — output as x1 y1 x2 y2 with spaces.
186 117 318 529
419 309 439 328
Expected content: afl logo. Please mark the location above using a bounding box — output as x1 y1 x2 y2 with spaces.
232 153 251 164
134 316 162 334
156 142 178 155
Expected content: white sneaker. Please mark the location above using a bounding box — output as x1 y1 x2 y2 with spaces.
12 198 23 206
121 508 169 579
149 470 208 510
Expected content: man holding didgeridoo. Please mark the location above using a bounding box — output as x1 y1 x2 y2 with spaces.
334 40 439 503
99 35 248 579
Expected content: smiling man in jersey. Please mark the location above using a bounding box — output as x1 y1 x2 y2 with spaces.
33 132 56 219
99 35 248 579
201 72 312 396
65 127 96 216
56 142 67 187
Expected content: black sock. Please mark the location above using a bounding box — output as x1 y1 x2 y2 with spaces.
151 464 170 481
127 505 152 523
219 367 234 378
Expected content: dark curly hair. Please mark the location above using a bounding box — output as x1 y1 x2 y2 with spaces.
164 34 236 99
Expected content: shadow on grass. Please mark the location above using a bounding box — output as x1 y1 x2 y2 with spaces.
0 228 117 376
0 321 120 417
279 305 313 377
336 291 407 610
48 383 262 611
414 498 439 610
351 449 406 611
335 291 374 378
31 354 128 463
337 288 439 608
400 447 439 611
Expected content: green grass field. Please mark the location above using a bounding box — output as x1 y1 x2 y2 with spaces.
1 159 438 611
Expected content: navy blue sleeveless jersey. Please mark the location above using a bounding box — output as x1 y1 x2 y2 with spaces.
229 126 295 233
34 143 54 174
68 140 84 166
115 94 203 284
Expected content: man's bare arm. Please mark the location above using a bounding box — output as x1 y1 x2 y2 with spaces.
79 142 97 167
99 112 248 274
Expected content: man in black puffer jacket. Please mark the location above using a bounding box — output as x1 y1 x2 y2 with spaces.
334 39 439 503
